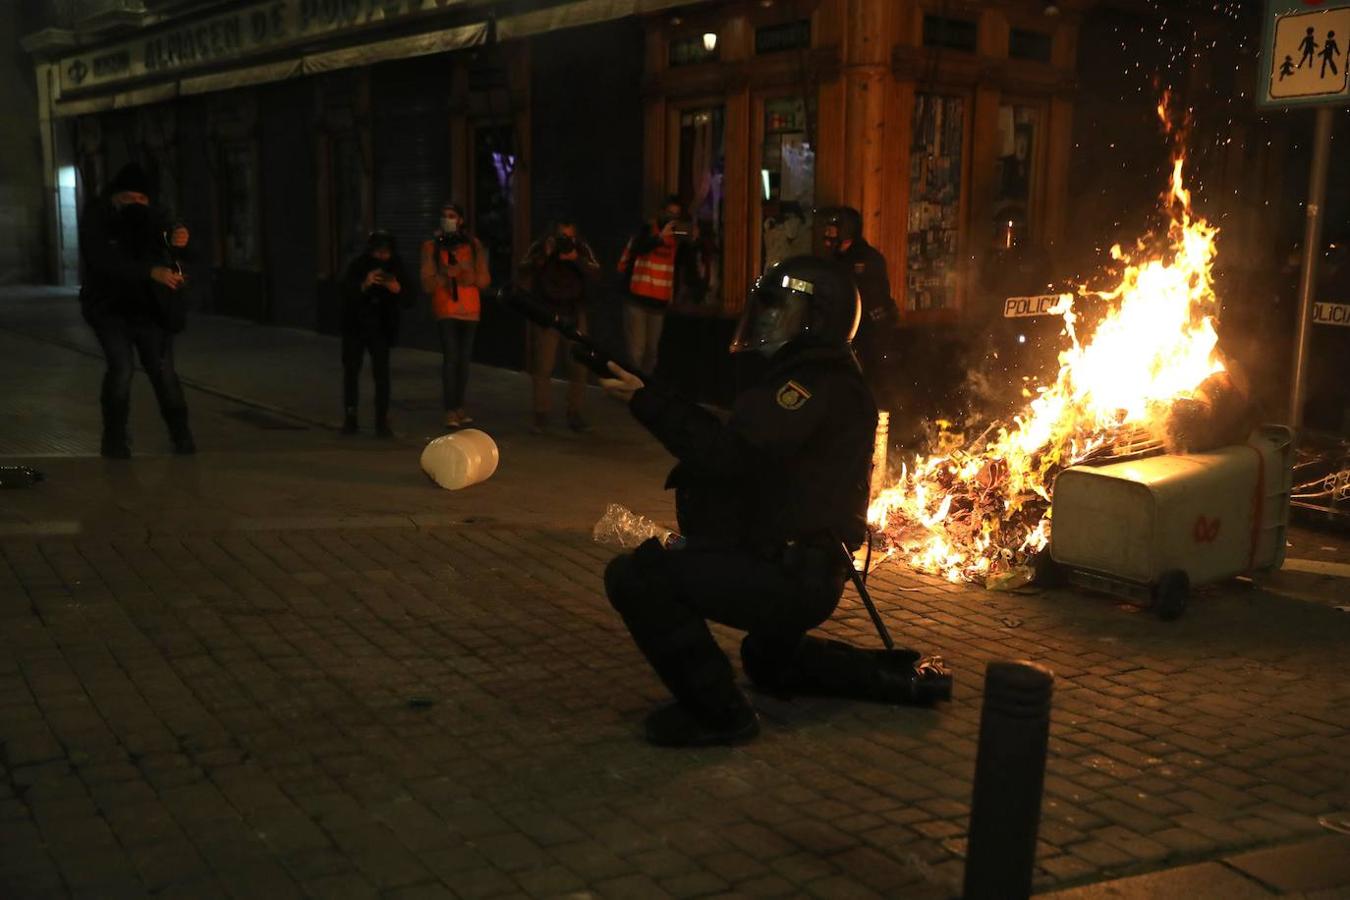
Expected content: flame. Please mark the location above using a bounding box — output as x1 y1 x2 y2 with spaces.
870 101 1224 585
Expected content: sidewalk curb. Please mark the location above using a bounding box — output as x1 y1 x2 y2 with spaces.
1036 831 1350 897
0 322 337 432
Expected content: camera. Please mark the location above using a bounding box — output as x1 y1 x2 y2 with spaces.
553 234 576 255
669 220 694 238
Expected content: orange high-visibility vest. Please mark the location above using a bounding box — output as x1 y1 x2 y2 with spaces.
619 235 676 304
428 241 482 321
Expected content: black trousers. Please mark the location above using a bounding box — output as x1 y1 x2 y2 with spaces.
91 314 188 439
604 540 845 721
342 321 391 423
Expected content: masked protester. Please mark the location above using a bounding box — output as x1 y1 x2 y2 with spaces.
519 220 601 433
78 162 195 458
616 196 685 374
598 256 880 746
421 201 490 429
340 230 408 437
821 207 894 398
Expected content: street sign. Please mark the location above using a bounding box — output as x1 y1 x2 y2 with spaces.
1260 0 1350 108
1313 301 1350 325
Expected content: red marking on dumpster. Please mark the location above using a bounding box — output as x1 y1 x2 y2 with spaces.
1193 515 1221 544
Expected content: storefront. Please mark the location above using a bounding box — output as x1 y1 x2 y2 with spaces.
25 0 1083 400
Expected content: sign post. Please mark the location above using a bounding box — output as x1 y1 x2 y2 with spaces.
1259 0 1350 429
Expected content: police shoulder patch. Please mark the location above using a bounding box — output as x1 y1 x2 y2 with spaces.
776 380 812 410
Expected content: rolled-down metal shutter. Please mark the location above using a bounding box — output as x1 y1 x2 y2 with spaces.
372 56 452 351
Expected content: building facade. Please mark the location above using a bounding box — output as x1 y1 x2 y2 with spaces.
23 0 1093 401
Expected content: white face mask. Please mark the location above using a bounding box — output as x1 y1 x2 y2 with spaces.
440 216 460 233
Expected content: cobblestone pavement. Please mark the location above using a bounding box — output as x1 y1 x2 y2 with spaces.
2 288 1349 898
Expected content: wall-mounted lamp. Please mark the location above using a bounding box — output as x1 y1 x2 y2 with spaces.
702 32 718 53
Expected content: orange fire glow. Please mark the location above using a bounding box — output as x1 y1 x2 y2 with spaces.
870 97 1225 585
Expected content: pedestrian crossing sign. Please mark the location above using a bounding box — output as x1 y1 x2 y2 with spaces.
1261 0 1350 107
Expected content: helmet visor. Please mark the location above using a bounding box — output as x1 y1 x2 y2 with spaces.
729 275 812 354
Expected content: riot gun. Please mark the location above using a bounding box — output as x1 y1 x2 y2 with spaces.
493 286 653 383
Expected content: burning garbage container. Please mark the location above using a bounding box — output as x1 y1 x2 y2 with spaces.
1048 425 1294 619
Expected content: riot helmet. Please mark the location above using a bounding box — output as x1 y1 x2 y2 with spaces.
730 255 860 357
821 206 862 254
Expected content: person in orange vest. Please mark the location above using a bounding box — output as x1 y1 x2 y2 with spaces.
617 196 685 374
421 201 490 429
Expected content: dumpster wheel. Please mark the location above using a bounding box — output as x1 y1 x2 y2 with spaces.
1152 569 1189 621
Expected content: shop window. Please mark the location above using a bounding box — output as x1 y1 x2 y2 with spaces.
760 96 815 271
906 94 964 311
221 141 260 269
474 123 516 291
676 107 725 310
994 105 1038 227
755 20 811 55
670 35 718 67
1010 29 1053 63
922 15 977 52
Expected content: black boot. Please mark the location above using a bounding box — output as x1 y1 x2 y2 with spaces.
375 418 394 439
643 699 759 747
100 433 131 459
100 399 131 459
165 409 195 455
341 408 358 435
742 634 950 706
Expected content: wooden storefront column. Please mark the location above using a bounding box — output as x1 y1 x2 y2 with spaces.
723 88 751 308
1044 94 1073 252
878 76 912 290
840 0 892 247
968 84 1002 262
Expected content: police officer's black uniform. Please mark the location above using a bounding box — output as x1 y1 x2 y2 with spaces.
604 256 878 746
822 208 894 406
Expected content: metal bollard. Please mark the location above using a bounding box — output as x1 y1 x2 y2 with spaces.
962 660 1054 900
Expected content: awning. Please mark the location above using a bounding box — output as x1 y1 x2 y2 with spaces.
53 21 488 117
496 0 714 40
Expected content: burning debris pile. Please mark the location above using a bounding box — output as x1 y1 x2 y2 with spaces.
871 100 1245 586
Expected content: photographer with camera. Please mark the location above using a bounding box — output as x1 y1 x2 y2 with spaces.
339 230 408 437
616 196 688 375
78 162 195 458
420 201 490 429
519 220 601 433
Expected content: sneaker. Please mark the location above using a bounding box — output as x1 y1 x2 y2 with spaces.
375 420 394 439
566 412 590 433
530 413 549 435
443 410 461 429
643 701 759 748
455 408 474 426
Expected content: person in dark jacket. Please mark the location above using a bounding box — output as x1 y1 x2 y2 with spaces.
79 162 194 458
339 230 408 437
599 255 879 747
519 220 601 433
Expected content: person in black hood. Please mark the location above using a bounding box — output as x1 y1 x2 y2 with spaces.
339 230 408 437
599 256 879 746
79 162 195 458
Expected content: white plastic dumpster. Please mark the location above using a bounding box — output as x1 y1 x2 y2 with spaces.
1049 425 1294 618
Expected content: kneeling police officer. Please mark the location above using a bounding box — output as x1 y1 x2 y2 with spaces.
601 255 887 747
